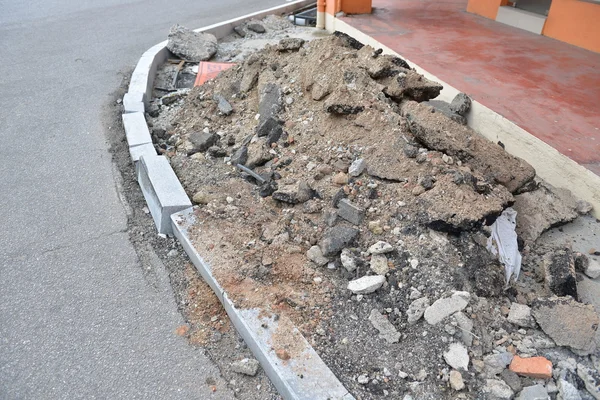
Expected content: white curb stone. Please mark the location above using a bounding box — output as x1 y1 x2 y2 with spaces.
123 92 145 114
122 112 152 147
137 156 191 234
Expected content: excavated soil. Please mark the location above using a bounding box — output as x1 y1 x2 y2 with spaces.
146 19 600 400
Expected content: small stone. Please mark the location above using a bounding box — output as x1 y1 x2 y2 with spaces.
332 172 349 185
449 370 465 391
277 38 305 52
577 363 600 400
167 249 178 257
340 248 359 272
543 248 577 298
189 131 219 154
192 191 211 204
454 312 474 346
320 225 359 257
368 241 394 254
576 200 593 215
412 186 425 196
483 379 515 400
214 94 233 115
516 384 548 400
369 309 401 343
584 257 600 279
231 358 260 376
407 297 430 324
349 158 367 177
275 349 290 360
484 352 514 376
404 144 418 158
231 145 248 166
246 22 265 33
368 220 384 235
500 369 522 393
357 374 369 384
443 342 469 370
307 245 329 267
424 291 470 325
347 275 386 294
509 355 552 379
409 258 419 268
507 303 536 328
399 371 409 379
449 93 471 116
337 199 365 225
557 379 581 400
370 254 389 275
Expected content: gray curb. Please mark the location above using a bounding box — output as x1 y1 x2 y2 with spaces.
122 3 355 399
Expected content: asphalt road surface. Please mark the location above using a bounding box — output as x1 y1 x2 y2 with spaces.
0 1 285 398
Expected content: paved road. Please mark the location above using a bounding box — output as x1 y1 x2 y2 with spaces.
0 1 284 398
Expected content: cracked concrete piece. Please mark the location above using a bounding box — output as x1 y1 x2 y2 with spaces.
369 309 400 344
424 291 470 325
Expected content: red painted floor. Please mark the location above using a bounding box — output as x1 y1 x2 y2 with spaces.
340 0 600 176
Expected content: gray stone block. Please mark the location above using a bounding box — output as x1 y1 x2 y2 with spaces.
337 199 365 225
123 92 145 114
122 112 152 148
137 155 191 234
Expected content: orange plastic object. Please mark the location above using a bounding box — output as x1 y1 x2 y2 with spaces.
194 62 235 87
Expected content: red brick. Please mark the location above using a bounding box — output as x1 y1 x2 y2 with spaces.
509 355 552 379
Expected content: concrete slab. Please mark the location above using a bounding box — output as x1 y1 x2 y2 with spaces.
137 156 191 234
129 142 156 163
122 112 152 147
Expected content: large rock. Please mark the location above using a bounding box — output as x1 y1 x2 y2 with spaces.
320 225 359 257
424 291 470 325
402 100 535 193
513 183 579 243
369 309 401 343
167 25 218 62
531 297 598 355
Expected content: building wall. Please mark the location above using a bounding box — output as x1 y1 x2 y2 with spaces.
542 0 600 53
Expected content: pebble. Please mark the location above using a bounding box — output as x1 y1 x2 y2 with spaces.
443 342 469 370
409 258 419 268
368 220 384 235
347 275 386 294
369 309 401 343
357 374 369 384
449 370 465 391
340 248 358 272
193 191 211 204
306 245 329 267
231 358 260 376
370 254 389 275
167 249 178 257
584 257 600 279
454 312 474 346
407 297 430 324
332 172 349 185
349 158 366 177
483 379 515 400
368 241 394 254
424 291 470 325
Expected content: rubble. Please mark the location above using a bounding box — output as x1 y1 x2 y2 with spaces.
347 275 386 294
543 248 577 298
368 309 401 343
231 358 260 376
443 342 469 370
149 24 600 399
531 297 598 355
167 25 218 62
513 183 579 243
507 303 536 328
424 291 470 325
577 364 600 400
449 93 471 116
407 297 430 324
517 384 548 400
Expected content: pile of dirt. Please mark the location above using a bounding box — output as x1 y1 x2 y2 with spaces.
146 22 599 400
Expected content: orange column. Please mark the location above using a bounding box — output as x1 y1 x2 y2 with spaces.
466 0 508 20
542 0 600 53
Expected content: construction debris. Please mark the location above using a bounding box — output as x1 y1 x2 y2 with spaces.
147 20 600 400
